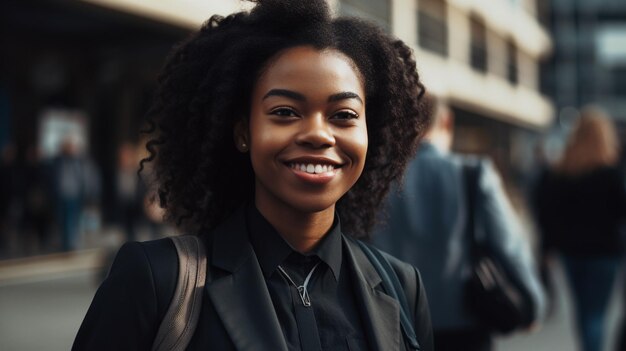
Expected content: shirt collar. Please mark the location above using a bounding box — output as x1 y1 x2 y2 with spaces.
310 215 342 281
246 203 343 281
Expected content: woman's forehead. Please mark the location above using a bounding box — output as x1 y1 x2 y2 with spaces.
253 46 365 99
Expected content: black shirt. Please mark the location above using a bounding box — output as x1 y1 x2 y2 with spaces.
534 166 626 257
247 205 369 351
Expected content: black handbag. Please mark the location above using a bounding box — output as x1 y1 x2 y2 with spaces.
462 162 533 334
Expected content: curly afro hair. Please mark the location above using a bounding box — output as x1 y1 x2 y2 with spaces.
141 0 430 238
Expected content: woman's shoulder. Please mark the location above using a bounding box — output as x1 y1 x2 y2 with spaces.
377 249 423 302
346 237 421 289
348 238 433 349
111 237 181 318
112 238 178 274
344 236 412 265
378 248 419 278
133 237 178 257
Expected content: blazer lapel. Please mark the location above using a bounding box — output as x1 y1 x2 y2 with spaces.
205 209 288 351
344 237 402 351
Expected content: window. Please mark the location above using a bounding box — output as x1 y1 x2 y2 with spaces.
612 66 626 96
536 0 551 28
340 0 391 31
470 15 487 72
507 40 518 84
417 0 448 56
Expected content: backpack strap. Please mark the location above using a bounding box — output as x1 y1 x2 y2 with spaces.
151 235 207 351
356 240 421 351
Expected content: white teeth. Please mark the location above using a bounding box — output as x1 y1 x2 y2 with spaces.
290 163 338 174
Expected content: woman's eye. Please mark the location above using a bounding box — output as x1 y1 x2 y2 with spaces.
270 107 299 117
332 111 359 120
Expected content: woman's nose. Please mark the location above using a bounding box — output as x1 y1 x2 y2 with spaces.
295 114 335 148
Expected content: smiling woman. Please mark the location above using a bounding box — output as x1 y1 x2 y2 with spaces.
245 47 369 251
73 1 433 350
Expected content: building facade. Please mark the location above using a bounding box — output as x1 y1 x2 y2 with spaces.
336 0 554 187
542 0 626 124
1 0 553 220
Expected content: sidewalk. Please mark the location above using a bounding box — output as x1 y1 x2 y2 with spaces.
0 258 99 351
0 249 106 285
0 225 138 285
496 260 624 351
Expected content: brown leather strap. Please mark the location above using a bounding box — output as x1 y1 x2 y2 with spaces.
152 235 207 351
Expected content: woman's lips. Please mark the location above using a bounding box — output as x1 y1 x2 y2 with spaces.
288 162 339 184
290 162 336 174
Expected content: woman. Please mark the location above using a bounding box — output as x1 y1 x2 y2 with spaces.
73 1 433 350
535 106 626 351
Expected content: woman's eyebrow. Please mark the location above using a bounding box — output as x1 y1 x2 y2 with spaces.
263 89 363 104
263 89 306 101
328 92 363 104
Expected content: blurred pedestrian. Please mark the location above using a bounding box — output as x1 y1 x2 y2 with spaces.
115 142 144 242
534 106 626 351
73 1 434 350
0 142 19 255
374 98 545 351
20 145 53 253
52 136 87 251
619 281 626 351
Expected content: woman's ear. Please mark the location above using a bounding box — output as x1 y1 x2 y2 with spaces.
234 120 250 152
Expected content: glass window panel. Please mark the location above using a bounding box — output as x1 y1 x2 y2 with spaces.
507 40 518 84
340 0 391 30
417 0 448 56
470 15 487 72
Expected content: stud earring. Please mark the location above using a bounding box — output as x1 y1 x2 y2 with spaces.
240 142 248 152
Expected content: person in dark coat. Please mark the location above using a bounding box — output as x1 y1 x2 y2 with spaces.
374 100 545 351
51 136 87 252
0 143 19 255
20 146 53 253
114 142 146 242
534 106 626 351
73 1 434 350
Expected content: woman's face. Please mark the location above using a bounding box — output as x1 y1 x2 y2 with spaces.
244 46 368 216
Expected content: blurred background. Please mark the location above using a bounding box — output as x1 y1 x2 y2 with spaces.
0 0 625 350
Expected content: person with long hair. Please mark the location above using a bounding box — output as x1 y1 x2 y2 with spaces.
73 1 434 350
534 106 626 351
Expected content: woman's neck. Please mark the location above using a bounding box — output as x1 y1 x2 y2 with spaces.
254 199 335 254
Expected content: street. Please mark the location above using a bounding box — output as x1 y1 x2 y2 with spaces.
0 255 623 351
0 270 97 351
494 261 623 351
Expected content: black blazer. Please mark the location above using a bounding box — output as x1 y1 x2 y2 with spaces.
73 208 433 351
